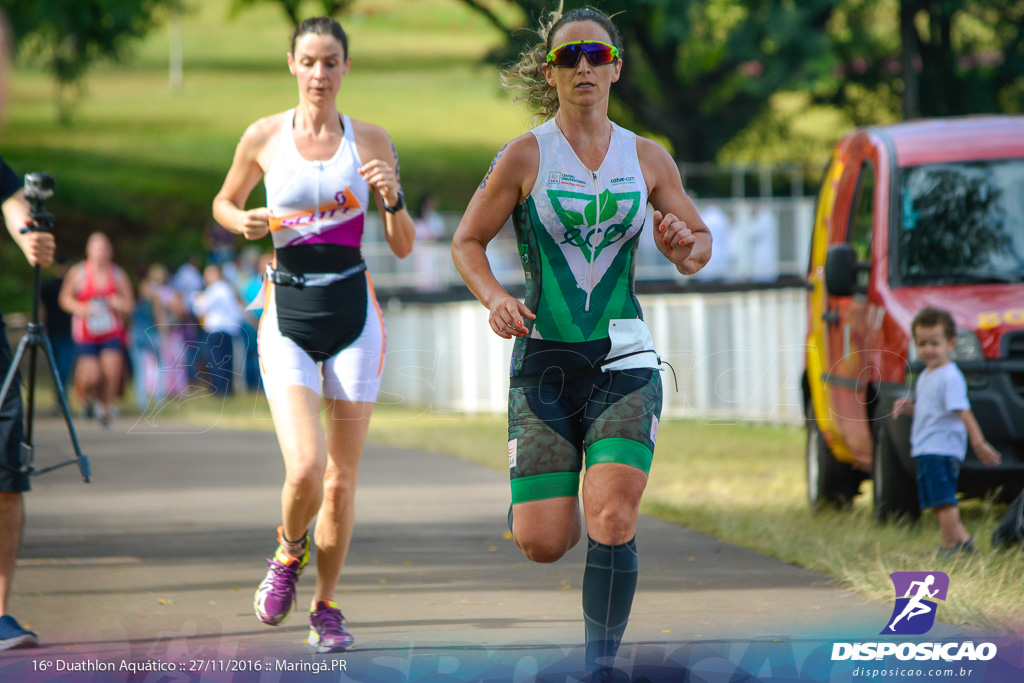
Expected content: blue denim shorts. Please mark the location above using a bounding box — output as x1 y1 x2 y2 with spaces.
75 337 123 357
915 455 961 510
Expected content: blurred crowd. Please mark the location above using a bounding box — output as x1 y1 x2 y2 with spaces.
37 226 271 424
26 191 461 421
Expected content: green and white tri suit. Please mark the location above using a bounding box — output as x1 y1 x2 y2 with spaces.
507 118 663 504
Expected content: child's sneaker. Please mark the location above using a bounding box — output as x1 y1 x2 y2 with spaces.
254 526 309 626
308 600 354 653
938 536 977 556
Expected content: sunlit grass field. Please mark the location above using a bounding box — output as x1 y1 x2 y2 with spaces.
147 392 1023 637
0 0 529 291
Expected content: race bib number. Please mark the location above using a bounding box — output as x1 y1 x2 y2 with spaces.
85 299 117 337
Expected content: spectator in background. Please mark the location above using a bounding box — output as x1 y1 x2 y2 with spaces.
750 202 779 283
240 251 272 393
171 255 205 306
192 263 246 396
132 264 188 408
413 192 446 292
243 252 273 314
895 307 1002 555
171 254 206 382
39 254 74 404
695 203 734 281
205 218 239 278
129 267 159 410
58 232 134 427
234 245 262 290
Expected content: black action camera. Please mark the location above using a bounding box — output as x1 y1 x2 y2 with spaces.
24 171 54 202
22 172 55 233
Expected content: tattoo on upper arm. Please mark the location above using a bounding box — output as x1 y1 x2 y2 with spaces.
391 140 401 181
480 143 509 190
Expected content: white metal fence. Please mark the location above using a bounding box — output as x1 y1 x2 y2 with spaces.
378 287 809 425
364 197 814 292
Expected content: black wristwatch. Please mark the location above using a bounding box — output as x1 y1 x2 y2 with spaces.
383 191 405 214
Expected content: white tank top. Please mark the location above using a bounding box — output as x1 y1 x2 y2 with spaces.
264 109 369 250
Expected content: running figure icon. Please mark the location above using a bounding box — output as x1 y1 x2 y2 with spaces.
887 574 939 632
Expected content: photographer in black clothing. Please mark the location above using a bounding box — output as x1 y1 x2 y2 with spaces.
0 157 55 649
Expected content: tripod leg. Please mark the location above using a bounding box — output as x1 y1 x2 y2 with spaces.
0 334 30 411
0 335 33 473
24 334 39 449
38 334 90 482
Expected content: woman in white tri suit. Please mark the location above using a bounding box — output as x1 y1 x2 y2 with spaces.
451 3 711 672
212 16 414 653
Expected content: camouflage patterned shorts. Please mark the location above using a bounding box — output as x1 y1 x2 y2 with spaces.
507 340 662 504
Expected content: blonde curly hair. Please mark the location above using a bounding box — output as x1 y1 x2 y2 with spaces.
500 2 623 123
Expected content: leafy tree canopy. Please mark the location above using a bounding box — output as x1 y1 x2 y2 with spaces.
458 0 1024 165
227 0 357 27
1 0 181 122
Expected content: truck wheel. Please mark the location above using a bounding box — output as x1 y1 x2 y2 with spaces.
872 421 920 522
806 403 860 509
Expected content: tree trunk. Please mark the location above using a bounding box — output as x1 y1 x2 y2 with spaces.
900 1 920 120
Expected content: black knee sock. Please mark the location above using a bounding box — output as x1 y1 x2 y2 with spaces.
582 536 638 669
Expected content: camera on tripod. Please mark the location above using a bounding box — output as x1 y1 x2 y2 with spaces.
0 169 90 482
22 172 54 234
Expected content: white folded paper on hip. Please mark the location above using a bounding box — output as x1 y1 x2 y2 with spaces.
601 318 660 372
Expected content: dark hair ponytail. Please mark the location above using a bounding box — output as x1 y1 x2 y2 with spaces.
500 3 622 122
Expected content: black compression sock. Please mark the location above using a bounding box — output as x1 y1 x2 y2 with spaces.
582 536 638 670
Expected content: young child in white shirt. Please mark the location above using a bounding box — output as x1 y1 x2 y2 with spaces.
896 307 1001 555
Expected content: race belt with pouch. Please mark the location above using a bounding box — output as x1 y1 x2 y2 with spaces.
264 262 367 289
247 261 368 311
509 319 675 388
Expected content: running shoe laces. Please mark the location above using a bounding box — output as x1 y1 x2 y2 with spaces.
254 527 309 626
308 600 354 653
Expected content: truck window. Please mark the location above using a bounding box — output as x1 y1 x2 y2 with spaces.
897 159 1024 285
848 163 875 291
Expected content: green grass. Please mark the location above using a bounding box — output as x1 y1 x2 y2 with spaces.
0 0 529 306
3 0 528 214
145 391 1024 637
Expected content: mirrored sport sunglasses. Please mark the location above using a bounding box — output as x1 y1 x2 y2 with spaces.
546 40 620 68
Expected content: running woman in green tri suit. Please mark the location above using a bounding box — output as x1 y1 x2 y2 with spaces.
451 3 711 673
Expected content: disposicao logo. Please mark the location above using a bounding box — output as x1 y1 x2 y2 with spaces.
831 571 998 663
883 571 948 635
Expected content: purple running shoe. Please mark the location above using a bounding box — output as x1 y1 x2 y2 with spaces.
308 600 354 653
254 526 309 626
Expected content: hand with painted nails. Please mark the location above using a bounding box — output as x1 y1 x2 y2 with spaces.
653 210 695 267
487 295 536 339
